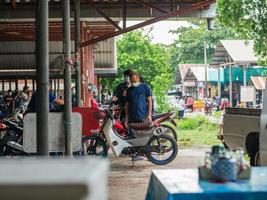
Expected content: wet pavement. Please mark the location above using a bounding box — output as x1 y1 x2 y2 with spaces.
108 147 209 200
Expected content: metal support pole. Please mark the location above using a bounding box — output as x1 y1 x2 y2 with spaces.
53 79 57 96
229 65 233 107
63 0 73 156
217 67 221 98
57 79 60 97
74 0 81 107
24 79 28 87
2 80 4 92
123 0 127 28
9 81 11 90
243 65 247 87
36 0 49 156
32 79 35 91
243 65 247 108
15 79 18 89
204 41 208 98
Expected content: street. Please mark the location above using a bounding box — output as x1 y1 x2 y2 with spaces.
109 147 208 200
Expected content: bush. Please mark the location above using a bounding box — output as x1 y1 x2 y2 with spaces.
178 115 209 130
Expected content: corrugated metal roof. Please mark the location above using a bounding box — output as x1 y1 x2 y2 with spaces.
0 38 116 70
211 40 258 66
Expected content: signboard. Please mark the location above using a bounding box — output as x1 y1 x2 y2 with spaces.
183 80 195 87
241 86 256 102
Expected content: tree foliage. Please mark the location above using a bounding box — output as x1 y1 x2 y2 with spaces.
169 20 237 69
101 30 172 112
217 0 267 64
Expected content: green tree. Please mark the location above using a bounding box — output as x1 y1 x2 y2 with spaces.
169 20 237 69
101 30 172 112
217 0 267 64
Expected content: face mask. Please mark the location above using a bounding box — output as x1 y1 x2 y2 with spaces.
132 82 141 87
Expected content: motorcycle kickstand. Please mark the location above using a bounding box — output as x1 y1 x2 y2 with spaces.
131 155 135 167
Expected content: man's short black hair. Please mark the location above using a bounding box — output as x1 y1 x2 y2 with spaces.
123 69 133 76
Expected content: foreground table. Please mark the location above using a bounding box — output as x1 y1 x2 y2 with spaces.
146 168 267 200
0 158 109 200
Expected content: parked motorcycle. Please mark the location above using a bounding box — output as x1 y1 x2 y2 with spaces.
109 104 178 141
82 107 178 165
0 119 24 156
204 98 213 115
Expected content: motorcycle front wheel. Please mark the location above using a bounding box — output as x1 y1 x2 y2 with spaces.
82 135 108 157
161 124 177 141
145 134 178 165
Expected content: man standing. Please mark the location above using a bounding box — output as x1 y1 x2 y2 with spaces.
112 69 132 121
125 72 152 127
178 96 185 118
112 69 132 107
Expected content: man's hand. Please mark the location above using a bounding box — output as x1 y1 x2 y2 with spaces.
111 96 118 102
146 115 152 124
124 118 129 127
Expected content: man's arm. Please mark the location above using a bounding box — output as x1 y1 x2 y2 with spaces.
54 98 64 105
147 96 152 123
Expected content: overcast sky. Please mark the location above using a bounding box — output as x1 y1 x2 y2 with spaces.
120 20 190 45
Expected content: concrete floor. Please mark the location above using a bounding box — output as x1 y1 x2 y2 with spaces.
108 147 209 200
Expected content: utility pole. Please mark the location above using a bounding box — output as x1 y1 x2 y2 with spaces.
204 41 208 98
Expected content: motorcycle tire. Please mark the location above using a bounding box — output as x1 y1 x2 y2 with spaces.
161 124 178 141
0 131 19 156
82 135 108 157
145 134 178 165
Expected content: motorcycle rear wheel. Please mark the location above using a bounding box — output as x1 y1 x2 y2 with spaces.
82 135 108 157
0 131 19 156
145 134 178 165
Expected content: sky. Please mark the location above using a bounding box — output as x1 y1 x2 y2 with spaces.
120 21 190 45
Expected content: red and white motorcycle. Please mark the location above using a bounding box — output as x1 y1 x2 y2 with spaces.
82 107 178 165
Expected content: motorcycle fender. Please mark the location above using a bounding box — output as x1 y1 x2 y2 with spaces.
103 119 131 157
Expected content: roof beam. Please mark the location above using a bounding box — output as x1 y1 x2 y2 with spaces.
80 0 216 47
134 0 169 14
86 0 121 30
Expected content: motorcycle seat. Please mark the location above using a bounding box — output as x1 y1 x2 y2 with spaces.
129 121 153 130
152 112 170 120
